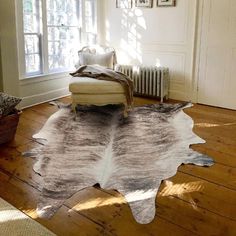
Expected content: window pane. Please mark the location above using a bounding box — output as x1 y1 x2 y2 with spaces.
23 0 40 33
47 0 78 26
25 54 41 74
46 0 81 71
23 0 42 75
85 17 93 32
24 34 40 54
48 26 80 71
85 32 96 45
85 0 95 32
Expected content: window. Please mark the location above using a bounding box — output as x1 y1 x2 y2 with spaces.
22 0 96 77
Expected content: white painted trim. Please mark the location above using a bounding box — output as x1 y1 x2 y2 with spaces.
94 0 98 35
19 87 70 109
96 0 104 44
19 72 71 85
15 0 25 79
41 0 49 74
192 0 204 103
81 0 86 43
186 0 198 102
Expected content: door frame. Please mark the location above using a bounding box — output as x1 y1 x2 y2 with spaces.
192 0 205 103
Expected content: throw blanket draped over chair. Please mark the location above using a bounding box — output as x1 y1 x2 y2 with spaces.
70 65 134 108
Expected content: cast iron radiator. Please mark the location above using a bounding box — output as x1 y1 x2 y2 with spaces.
116 65 169 102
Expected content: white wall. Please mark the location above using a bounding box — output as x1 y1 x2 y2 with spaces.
0 0 20 96
102 0 197 101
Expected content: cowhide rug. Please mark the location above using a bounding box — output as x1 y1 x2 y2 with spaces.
24 102 213 224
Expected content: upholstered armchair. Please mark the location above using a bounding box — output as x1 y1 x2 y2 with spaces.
69 45 129 116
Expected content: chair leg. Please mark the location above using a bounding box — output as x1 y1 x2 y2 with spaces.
123 104 128 118
72 102 77 119
72 102 76 112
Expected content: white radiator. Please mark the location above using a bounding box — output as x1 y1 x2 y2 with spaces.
116 65 169 102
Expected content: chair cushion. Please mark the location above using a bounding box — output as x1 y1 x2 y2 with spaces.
78 51 114 69
71 93 126 105
69 77 125 94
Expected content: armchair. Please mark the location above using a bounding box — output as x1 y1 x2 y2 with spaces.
69 45 129 116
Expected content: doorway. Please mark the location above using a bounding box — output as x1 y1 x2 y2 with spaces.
197 0 236 110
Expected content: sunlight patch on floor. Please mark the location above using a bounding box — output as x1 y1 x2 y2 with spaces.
125 189 157 202
195 122 236 128
72 187 162 213
160 180 204 197
23 209 38 219
72 196 126 212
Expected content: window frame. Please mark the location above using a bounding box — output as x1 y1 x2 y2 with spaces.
16 0 97 80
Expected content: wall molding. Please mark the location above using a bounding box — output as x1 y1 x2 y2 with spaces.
20 87 70 109
141 0 190 46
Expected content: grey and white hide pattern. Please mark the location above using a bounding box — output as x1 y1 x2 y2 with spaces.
24 102 214 224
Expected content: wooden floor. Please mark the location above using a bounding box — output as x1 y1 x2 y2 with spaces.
0 96 236 236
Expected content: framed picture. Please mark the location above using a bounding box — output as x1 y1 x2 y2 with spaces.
116 0 132 8
157 0 176 7
135 0 153 8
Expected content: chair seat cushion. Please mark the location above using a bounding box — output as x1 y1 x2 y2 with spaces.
71 93 126 105
69 77 125 94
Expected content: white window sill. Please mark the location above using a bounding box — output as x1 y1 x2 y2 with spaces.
19 70 73 86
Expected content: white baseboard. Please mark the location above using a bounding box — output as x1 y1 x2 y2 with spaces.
19 87 70 109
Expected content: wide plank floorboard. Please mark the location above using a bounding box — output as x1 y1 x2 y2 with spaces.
0 96 236 235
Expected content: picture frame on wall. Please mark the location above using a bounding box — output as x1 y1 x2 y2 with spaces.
157 0 176 7
116 0 132 8
135 0 153 8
